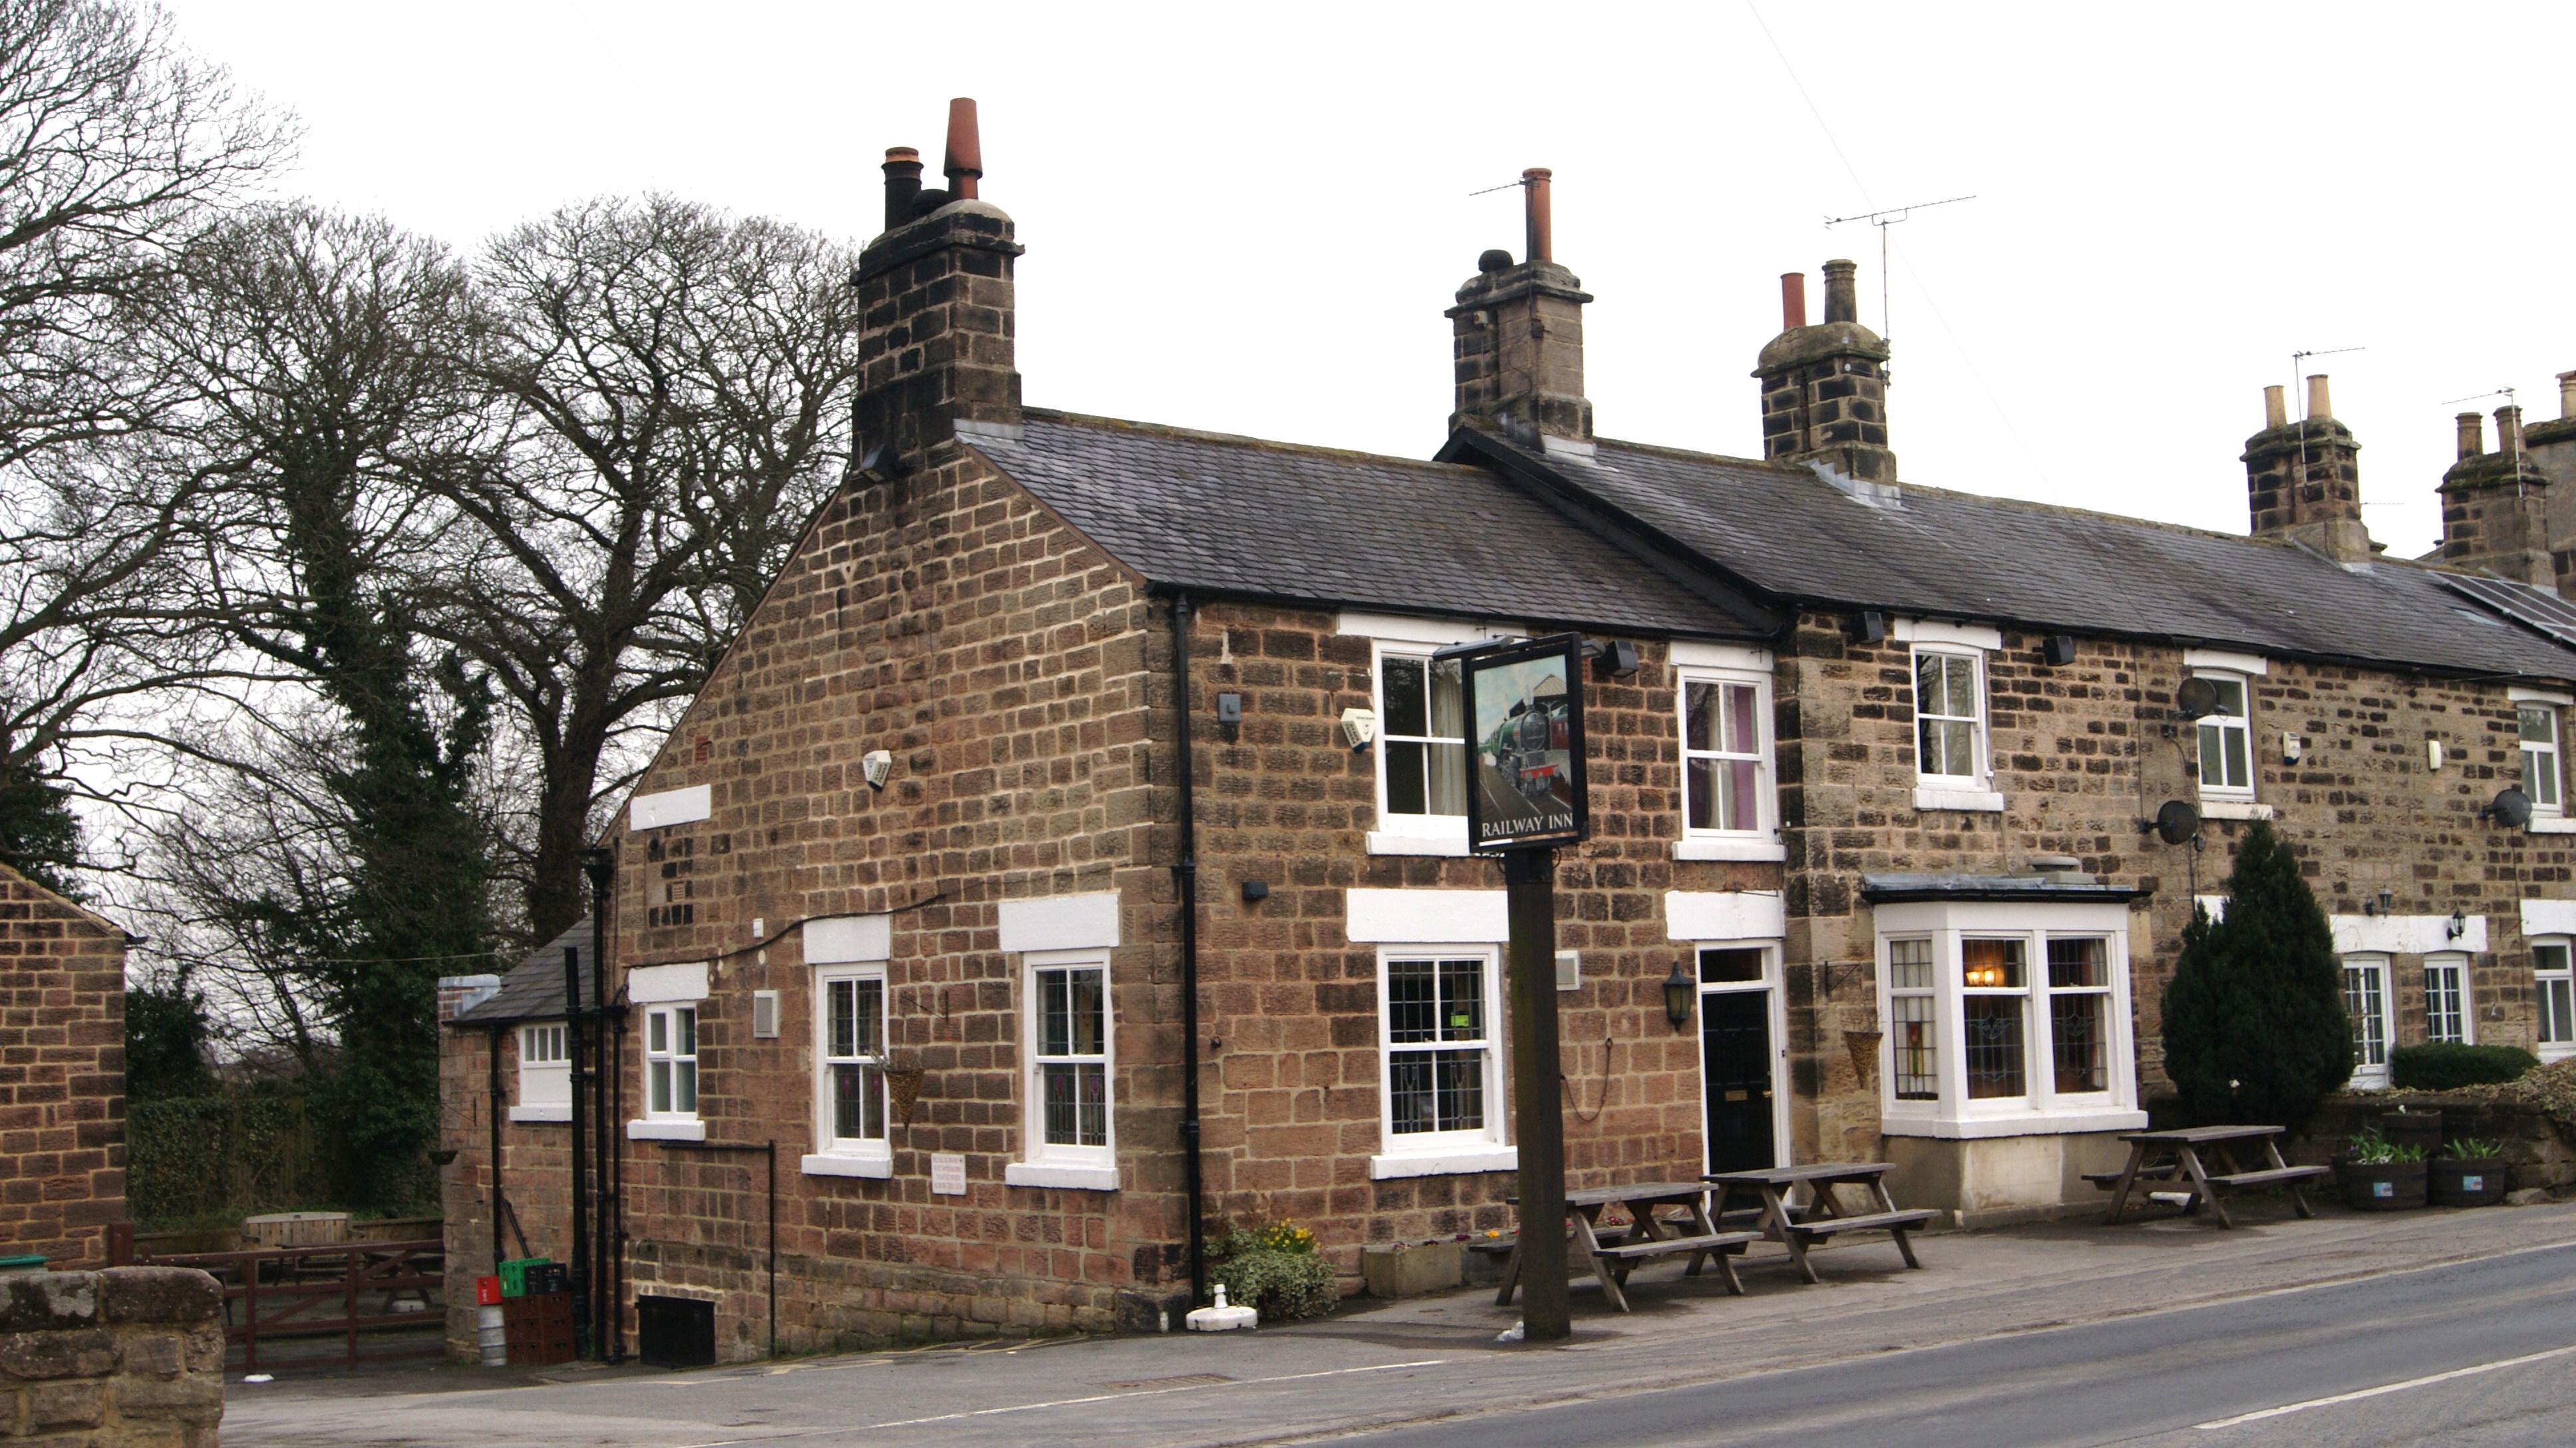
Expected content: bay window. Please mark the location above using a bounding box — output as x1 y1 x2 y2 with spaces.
1873 897 2142 1137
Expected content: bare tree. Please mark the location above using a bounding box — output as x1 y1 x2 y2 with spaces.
436 196 864 940
0 0 287 842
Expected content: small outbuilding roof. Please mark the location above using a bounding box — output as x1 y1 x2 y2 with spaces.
450 920 597 1027
1861 874 2152 904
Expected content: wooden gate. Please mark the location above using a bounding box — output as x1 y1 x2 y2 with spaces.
110 1228 445 1373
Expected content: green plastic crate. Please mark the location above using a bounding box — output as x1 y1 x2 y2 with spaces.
498 1258 550 1298
0 1254 45 1273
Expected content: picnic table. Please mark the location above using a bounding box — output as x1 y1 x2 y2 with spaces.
1706 1162 1936 1284
1499 1180 1760 1312
2091 1125 2329 1228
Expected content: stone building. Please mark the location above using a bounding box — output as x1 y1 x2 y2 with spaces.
440 101 2576 1359
0 864 126 1268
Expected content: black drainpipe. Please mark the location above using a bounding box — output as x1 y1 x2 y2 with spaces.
1172 592 1207 1306
486 1024 506 1274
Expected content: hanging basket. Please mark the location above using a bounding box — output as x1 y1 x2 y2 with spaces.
1844 1029 1883 1084
884 1053 927 1128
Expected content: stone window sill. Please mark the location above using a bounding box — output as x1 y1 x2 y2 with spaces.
1674 836 1787 862
1366 830 1470 857
800 1153 893 1180
625 1118 705 1141
2198 799 2274 821
506 1104 569 1124
1913 785 2005 813
1003 1162 1119 1191
2530 816 2576 835
1368 1146 1518 1180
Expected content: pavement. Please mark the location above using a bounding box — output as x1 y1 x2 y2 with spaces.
224 1194 2576 1447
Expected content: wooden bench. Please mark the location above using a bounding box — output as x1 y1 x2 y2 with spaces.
2201 1166 2331 1191
1595 1230 1762 1296
2082 1165 2179 1189
1780 1209 1937 1270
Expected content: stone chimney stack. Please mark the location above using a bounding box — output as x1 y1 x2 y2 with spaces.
2525 372 2576 595
850 98 1024 474
2439 397 2552 586
1448 168 1594 445
1754 259 1895 484
2242 374 2371 563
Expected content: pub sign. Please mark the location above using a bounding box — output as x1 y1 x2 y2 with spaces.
1449 632 1590 853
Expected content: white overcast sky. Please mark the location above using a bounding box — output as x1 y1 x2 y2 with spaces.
157 0 2576 562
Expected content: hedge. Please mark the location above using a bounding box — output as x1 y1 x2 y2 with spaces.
2390 1042 2540 1091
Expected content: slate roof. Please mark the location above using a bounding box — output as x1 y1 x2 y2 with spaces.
1458 433 2576 683
963 411 1774 640
1861 873 2152 904
452 920 595 1026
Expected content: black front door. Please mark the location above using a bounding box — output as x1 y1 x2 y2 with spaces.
1702 988 1776 1174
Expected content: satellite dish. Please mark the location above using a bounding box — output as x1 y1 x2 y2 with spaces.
2174 677 2220 720
2482 787 2534 829
2154 799 2201 846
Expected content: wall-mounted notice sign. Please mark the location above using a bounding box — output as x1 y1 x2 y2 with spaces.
930 1152 967 1196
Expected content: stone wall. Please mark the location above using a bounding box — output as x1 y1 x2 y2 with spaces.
0 865 125 1268
2293 1091 2576 1194
438 1019 582 1361
0 1268 224 1446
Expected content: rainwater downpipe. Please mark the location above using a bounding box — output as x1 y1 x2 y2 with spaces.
486 1025 505 1274
1172 592 1207 1306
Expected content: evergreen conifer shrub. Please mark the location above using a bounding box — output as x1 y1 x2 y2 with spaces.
2161 820 2351 1125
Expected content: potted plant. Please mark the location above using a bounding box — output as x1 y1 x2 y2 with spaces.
2431 1137 2509 1207
2342 1129 2428 1210
2381 1106 2442 1159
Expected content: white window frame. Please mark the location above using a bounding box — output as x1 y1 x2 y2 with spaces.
805 964 892 1178
2535 938 2575 1062
2343 954 2392 1089
1873 899 2145 1139
2422 952 2473 1046
2521 702 2565 817
1010 948 1117 1188
641 1004 699 1125
1907 643 2003 812
510 1022 569 1123
1371 944 1515 1179
1370 640 1469 851
1676 667 1782 861
1692 942 1789 1174
2193 671 2256 801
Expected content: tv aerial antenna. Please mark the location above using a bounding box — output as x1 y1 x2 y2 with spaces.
2288 346 2365 494
1824 194 1975 343
2442 385 2522 472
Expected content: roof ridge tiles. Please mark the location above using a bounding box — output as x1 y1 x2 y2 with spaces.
1017 407 1490 478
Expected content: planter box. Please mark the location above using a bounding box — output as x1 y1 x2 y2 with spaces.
1362 1240 1463 1298
2344 1161 2428 1210
2431 1158 2508 1207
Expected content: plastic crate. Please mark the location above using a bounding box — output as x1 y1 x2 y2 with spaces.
0 1254 46 1273
498 1258 549 1298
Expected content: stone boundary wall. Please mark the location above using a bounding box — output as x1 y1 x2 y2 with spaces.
2292 1091 2576 1194
0 1267 224 1445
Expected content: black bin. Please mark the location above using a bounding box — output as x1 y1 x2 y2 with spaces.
637 1294 717 1368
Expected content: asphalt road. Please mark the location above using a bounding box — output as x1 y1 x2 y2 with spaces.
1335 1240 2576 1447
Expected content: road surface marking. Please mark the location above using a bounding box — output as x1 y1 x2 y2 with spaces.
2194 1343 2576 1429
673 1358 1448 1446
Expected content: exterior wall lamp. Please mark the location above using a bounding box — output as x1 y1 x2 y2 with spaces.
2362 887 2396 917
2448 909 2468 940
1663 959 1694 1031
